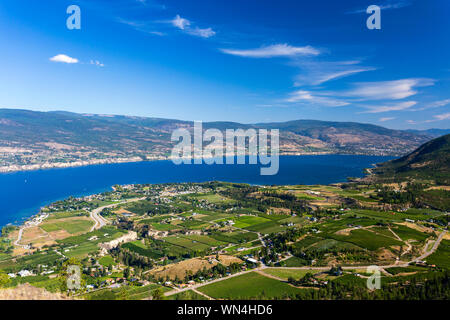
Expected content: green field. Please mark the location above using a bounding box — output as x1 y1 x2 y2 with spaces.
232 215 271 228
41 219 93 234
83 283 170 300
99 255 117 267
330 229 403 251
165 236 211 251
427 239 450 269
122 241 164 259
262 268 312 280
197 272 308 299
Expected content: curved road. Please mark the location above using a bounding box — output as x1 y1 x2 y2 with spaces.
89 197 146 232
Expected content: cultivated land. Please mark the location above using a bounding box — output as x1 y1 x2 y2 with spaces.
0 175 448 300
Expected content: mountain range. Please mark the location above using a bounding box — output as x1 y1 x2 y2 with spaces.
0 108 440 172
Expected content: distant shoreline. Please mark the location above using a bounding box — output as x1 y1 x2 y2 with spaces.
0 151 392 174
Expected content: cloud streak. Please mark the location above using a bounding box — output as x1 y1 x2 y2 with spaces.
220 44 320 58
286 90 349 107
170 14 215 38
361 101 417 113
344 79 434 100
293 60 376 86
348 0 411 14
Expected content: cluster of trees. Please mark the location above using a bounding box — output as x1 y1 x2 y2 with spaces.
376 183 426 205
222 187 310 214
110 247 153 270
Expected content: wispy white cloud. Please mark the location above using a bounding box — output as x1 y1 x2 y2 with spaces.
434 112 450 121
186 27 216 38
411 99 450 111
286 90 349 107
293 60 376 86
379 117 396 122
344 79 434 100
361 101 417 113
407 112 450 124
348 0 411 14
169 14 215 38
135 0 167 10
90 60 105 67
220 44 320 58
117 18 166 36
49 54 78 64
171 14 190 30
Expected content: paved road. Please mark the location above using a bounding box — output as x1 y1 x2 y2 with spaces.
89 197 145 232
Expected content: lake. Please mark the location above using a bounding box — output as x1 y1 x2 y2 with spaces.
0 155 394 228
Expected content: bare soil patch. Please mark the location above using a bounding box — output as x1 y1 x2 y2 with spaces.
150 255 242 280
0 284 71 300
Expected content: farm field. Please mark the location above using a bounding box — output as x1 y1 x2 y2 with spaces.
261 268 313 281
197 272 309 299
0 181 448 301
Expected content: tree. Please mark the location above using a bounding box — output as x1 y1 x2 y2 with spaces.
151 287 166 300
0 271 11 288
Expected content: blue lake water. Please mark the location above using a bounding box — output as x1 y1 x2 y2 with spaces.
0 155 394 228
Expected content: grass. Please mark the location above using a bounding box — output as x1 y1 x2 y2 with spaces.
169 290 209 300
209 231 258 244
385 265 430 275
197 272 307 299
232 216 271 229
83 283 169 300
262 268 312 280
246 221 285 234
351 209 442 222
122 241 164 259
391 224 429 242
98 255 116 267
279 256 309 267
165 236 211 251
329 229 403 251
426 240 450 269
40 219 93 234
181 235 226 247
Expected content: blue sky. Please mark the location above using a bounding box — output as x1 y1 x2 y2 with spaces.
0 0 449 129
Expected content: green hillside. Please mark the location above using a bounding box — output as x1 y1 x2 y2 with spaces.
372 134 450 185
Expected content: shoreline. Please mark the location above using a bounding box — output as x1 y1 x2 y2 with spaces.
0 155 392 233
0 151 395 174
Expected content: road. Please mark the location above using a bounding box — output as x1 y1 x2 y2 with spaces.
14 213 49 248
163 229 447 297
89 197 145 232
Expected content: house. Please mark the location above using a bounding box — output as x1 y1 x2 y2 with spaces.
18 270 33 277
246 258 258 264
